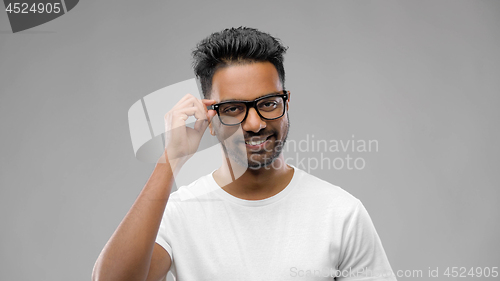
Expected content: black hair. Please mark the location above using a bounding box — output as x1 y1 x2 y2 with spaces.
192 27 288 98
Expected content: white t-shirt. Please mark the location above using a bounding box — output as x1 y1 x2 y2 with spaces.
155 166 397 281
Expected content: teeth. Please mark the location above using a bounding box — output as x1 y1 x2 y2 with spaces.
246 139 266 145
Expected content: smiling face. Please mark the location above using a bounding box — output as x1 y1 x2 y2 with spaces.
209 61 290 169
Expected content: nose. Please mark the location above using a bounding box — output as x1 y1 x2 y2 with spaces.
241 107 266 133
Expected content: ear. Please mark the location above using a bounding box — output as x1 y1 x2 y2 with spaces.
286 91 291 111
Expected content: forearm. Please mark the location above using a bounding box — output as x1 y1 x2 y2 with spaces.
92 155 176 281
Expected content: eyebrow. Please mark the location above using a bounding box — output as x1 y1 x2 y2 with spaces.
218 91 283 103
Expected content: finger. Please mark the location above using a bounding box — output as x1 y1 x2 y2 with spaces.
194 118 209 133
202 99 217 120
193 109 216 133
206 108 216 122
176 106 199 120
202 99 216 106
175 94 199 110
193 109 217 135
170 106 199 128
172 93 194 110
201 99 216 111
193 100 216 133
176 95 206 121
191 97 208 121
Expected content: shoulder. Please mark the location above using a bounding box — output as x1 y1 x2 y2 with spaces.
291 167 362 211
167 173 220 204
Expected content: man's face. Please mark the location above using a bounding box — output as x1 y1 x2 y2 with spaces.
209 61 290 169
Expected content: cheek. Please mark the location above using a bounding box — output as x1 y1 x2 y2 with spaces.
277 118 289 135
214 124 244 142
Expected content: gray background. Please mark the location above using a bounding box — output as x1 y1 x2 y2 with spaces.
1 0 499 280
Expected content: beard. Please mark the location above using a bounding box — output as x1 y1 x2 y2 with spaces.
216 114 290 170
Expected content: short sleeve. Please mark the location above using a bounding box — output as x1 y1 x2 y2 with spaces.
336 200 397 281
155 205 174 263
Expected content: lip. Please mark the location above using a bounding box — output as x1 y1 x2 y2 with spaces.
245 135 271 143
244 135 273 149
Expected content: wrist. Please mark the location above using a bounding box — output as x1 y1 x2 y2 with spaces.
156 151 184 177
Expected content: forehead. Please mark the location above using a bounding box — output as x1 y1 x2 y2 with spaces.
211 61 282 102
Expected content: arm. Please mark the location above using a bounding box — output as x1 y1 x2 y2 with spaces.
92 94 216 281
91 158 175 281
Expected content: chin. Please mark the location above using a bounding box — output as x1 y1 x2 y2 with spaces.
247 161 272 170
247 152 282 170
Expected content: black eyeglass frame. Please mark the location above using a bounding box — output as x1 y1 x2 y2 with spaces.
207 90 289 126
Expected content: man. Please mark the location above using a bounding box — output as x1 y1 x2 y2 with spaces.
92 27 397 281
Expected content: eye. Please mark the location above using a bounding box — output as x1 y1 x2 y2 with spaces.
221 104 245 115
258 100 279 111
224 107 238 113
262 101 277 108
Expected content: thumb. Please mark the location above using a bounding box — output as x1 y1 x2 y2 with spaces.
194 117 210 134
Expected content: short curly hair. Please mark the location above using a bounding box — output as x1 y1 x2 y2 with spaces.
192 27 288 98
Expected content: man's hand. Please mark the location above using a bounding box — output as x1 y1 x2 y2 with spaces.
159 94 216 172
93 95 216 281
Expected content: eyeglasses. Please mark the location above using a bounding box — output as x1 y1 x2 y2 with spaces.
208 91 289 126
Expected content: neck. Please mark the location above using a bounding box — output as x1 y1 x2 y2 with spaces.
213 152 294 200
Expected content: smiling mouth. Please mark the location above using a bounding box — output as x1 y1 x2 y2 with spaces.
244 135 272 145
245 139 266 145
